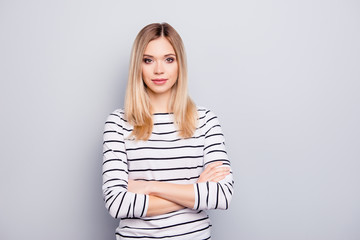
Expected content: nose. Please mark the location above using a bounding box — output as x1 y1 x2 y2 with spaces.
154 61 164 75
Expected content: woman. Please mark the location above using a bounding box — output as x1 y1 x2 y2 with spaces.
102 22 234 240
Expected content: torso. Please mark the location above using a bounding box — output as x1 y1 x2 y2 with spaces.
117 109 212 240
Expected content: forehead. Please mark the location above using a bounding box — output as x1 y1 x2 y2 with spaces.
144 37 175 56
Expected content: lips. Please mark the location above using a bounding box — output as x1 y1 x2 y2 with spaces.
151 78 168 85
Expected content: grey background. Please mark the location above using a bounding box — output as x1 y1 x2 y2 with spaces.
0 0 359 239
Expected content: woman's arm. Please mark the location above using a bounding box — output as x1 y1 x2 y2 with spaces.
104 110 231 218
102 111 149 219
146 195 184 216
128 110 234 211
128 162 230 212
193 110 234 210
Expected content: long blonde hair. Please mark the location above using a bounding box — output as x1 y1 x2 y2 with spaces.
124 22 197 140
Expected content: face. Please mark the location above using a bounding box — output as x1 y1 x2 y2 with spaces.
142 37 178 99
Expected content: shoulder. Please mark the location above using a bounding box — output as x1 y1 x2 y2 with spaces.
110 108 125 117
196 106 222 130
196 106 226 139
105 108 126 125
196 106 220 121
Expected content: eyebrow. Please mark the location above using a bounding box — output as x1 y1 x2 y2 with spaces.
143 54 176 58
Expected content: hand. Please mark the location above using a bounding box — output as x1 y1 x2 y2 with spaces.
128 179 152 194
197 162 230 183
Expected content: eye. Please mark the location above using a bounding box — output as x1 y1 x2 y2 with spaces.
143 58 153 64
165 57 175 63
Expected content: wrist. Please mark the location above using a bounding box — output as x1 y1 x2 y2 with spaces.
147 181 157 195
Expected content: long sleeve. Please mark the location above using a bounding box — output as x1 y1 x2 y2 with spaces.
102 110 149 218
193 109 234 210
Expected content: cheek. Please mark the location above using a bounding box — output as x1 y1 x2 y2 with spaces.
142 66 151 79
170 64 179 77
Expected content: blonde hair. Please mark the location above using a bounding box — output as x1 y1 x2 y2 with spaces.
124 22 197 140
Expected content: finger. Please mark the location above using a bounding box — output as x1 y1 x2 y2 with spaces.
207 166 230 176
198 170 212 182
210 171 230 182
198 163 227 183
203 162 222 173
205 161 222 170
212 168 230 177
201 166 229 182
208 168 230 180
200 162 221 177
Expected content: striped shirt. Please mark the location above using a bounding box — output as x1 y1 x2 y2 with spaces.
102 107 234 240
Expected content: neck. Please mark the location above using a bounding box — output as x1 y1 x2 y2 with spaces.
148 90 172 114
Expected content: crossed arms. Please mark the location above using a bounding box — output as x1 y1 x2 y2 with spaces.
102 109 234 218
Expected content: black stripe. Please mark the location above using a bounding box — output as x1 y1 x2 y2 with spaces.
140 195 147 217
103 140 125 144
128 155 203 162
103 178 128 185
204 124 221 136
116 192 127 218
204 133 224 139
108 191 122 213
104 189 113 197
122 127 133 132
104 130 123 135
107 184 127 189
154 121 174 125
134 175 200 182
196 112 215 130
197 122 207 130
129 165 203 172
122 210 203 222
103 149 127 155
196 184 200 210
224 183 233 195
204 159 230 166
102 169 128 175
206 182 209 208
196 121 209 130
205 116 217 125
203 142 221 151
109 113 122 119
198 114 206 120
153 112 173 115
218 183 228 209
206 149 227 155
121 216 209 230
103 158 127 165
119 127 180 135
146 134 205 142
133 194 137 217
109 113 128 123
111 149 127 154
116 224 211 239
105 194 114 203
103 149 112 154
126 145 204 151
151 130 178 135
105 121 123 129
215 183 219 209
126 199 131 218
